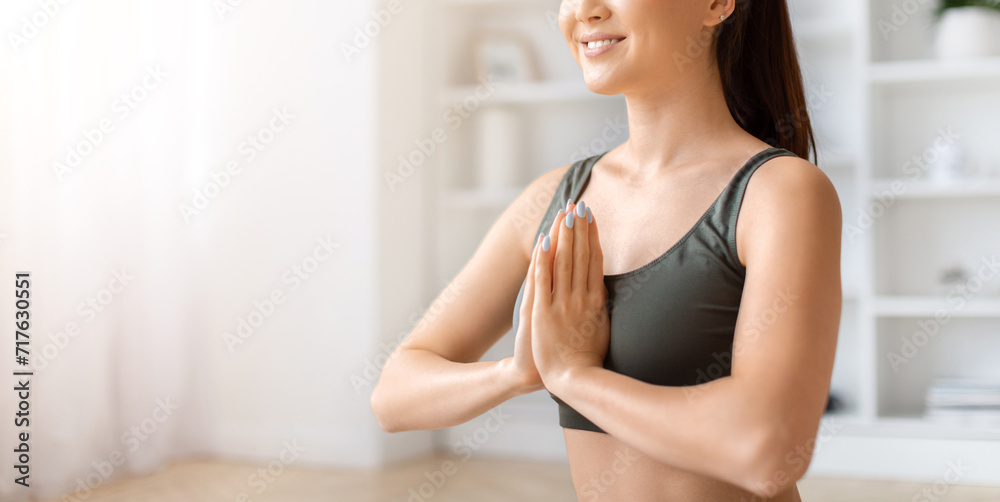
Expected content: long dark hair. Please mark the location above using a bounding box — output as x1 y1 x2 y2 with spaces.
716 1 817 164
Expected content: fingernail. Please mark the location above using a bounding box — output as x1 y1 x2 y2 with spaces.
542 234 550 252
566 212 575 229
565 200 572 212
576 201 586 218
587 207 593 224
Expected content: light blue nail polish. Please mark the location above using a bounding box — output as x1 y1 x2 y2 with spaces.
587 207 593 223
566 200 572 212
566 212 575 229
542 234 550 252
576 202 586 218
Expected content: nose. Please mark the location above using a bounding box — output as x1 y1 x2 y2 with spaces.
567 0 610 24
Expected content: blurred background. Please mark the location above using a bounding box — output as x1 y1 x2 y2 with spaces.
1 0 1000 500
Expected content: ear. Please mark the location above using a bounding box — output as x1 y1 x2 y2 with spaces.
705 0 737 26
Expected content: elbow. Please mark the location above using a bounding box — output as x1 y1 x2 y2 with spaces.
733 424 813 498
370 384 404 433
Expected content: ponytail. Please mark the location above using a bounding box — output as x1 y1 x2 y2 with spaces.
716 1 817 164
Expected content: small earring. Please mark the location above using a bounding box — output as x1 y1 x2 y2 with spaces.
720 14 726 20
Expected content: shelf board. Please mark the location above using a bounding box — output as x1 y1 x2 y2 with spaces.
442 187 523 209
440 79 616 106
838 415 1000 441
870 57 1000 84
872 178 1000 199
874 296 1000 317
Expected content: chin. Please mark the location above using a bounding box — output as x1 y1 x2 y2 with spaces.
581 71 624 96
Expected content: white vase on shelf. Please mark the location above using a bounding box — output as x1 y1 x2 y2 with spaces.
474 106 522 191
934 6 1000 60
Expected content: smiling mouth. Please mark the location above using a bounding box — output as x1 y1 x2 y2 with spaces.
581 37 626 57
584 38 625 49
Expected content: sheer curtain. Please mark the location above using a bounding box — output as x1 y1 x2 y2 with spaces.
0 1 381 498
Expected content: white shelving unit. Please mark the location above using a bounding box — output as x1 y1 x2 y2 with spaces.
809 0 1000 485
427 0 1000 483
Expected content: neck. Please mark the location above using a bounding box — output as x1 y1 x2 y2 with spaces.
618 60 746 178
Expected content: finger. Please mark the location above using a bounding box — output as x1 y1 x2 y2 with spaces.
571 201 590 293
547 207 568 270
586 207 604 293
554 202 576 301
522 234 540 313
534 233 552 309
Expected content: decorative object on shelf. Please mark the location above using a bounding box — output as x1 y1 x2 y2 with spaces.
926 140 970 181
933 1 1000 59
472 31 539 84
938 264 970 295
474 106 523 191
825 392 846 414
925 377 1000 427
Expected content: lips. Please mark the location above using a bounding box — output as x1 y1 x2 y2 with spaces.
581 37 626 58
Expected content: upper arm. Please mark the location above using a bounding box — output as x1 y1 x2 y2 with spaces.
397 163 574 363
730 156 843 446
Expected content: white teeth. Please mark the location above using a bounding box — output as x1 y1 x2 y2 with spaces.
587 38 621 49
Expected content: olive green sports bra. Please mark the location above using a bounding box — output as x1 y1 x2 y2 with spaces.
510 147 797 433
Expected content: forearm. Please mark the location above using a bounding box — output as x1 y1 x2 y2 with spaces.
549 366 789 493
371 349 526 432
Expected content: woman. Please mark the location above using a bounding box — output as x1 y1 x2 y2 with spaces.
371 0 842 500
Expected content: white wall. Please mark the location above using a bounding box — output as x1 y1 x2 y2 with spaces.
0 0 397 498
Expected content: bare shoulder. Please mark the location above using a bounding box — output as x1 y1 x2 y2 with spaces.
737 155 842 266
748 155 840 208
498 161 575 257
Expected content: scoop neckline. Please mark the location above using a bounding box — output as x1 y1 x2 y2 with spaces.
570 147 784 281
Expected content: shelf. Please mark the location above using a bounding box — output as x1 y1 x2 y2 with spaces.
872 178 1000 199
870 57 1000 84
839 415 1000 441
440 79 617 106
874 296 1000 318
441 186 523 209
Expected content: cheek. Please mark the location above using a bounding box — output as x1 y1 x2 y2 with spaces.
624 1 705 58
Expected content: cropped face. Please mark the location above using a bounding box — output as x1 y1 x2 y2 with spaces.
558 0 721 95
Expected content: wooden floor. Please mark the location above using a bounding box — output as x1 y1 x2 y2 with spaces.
37 454 1000 502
